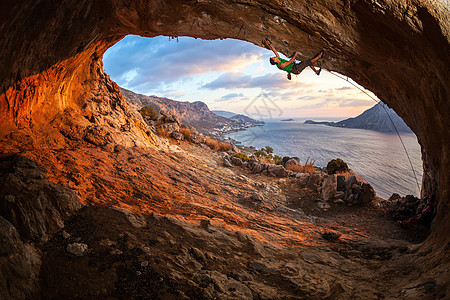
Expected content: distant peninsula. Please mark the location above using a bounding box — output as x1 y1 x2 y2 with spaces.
281 118 295 122
305 102 413 133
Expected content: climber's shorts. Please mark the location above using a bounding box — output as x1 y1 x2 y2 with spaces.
291 59 312 74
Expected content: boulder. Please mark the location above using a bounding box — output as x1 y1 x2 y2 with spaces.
285 158 300 167
157 122 180 135
321 175 337 201
389 193 401 201
360 183 376 204
66 242 88 256
267 164 287 177
223 158 232 167
346 193 355 204
345 176 357 192
189 134 206 144
307 172 322 190
231 157 243 166
171 131 184 140
334 191 345 200
0 216 41 299
0 155 82 243
337 175 346 192
251 163 266 174
296 173 310 186
159 111 181 125
282 156 291 165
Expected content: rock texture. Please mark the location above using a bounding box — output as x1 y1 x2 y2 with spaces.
0 0 449 298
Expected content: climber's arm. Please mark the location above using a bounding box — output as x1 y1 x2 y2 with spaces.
279 51 298 68
265 40 279 57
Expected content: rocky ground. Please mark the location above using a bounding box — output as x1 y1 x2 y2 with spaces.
1 135 442 299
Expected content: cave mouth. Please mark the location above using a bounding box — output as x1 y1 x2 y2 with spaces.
0 0 446 246
103 35 423 199
0 0 448 297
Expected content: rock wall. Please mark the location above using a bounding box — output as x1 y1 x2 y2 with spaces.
0 0 448 262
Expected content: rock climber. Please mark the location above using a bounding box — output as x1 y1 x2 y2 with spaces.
263 38 324 80
398 195 436 227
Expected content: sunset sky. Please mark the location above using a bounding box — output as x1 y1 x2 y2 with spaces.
103 35 379 119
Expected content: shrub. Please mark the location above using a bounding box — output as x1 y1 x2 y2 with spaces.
138 105 158 120
264 146 273 154
326 158 349 175
285 157 316 174
205 137 220 150
179 127 192 139
232 153 249 160
273 155 283 165
254 146 274 159
259 157 274 164
254 149 266 158
218 142 232 151
339 170 366 182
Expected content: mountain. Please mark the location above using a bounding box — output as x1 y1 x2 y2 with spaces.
120 87 263 135
229 114 264 125
212 110 238 118
305 102 413 133
120 87 230 133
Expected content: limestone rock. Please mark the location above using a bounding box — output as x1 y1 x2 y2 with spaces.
0 217 41 299
156 122 180 136
171 131 184 140
345 176 357 193
296 173 310 186
321 175 337 201
223 158 232 167
66 242 88 256
307 172 322 190
285 158 300 167
336 175 346 192
0 155 82 242
360 182 376 204
267 164 287 177
112 207 147 228
231 157 243 166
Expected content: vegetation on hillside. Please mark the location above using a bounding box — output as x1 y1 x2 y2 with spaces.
138 105 158 120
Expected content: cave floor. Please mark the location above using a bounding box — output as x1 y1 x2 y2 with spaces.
5 139 437 299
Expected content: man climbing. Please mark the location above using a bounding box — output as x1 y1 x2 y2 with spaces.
264 38 324 80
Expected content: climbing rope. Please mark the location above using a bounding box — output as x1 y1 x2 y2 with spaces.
325 70 421 195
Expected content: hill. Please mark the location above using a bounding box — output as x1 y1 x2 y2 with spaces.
305 102 412 133
120 88 263 135
212 110 238 118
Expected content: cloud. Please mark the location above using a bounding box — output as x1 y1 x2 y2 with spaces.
203 72 251 89
336 99 374 107
217 93 247 101
202 72 313 90
103 35 265 91
335 86 353 91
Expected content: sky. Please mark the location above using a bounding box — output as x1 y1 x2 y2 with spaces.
103 35 379 119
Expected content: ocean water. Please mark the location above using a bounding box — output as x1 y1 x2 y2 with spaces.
226 119 422 199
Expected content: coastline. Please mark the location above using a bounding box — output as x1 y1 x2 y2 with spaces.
224 120 422 199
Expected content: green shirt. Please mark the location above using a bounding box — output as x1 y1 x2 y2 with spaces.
276 58 293 73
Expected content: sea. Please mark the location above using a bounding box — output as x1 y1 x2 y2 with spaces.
225 118 422 199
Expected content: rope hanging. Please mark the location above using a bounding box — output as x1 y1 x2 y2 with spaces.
324 70 421 195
